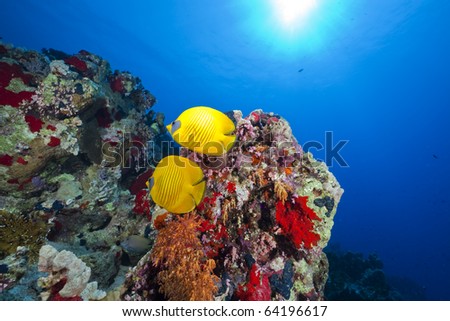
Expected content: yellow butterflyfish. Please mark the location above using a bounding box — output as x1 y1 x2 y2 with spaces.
166 106 236 156
147 155 205 214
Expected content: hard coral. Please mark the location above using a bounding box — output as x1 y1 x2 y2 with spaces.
275 196 321 250
0 211 48 261
151 214 219 300
38 245 106 300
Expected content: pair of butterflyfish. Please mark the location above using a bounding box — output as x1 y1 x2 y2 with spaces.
147 106 236 214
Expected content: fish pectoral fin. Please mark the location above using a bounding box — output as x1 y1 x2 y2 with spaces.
190 177 206 207
224 127 235 135
221 116 236 135
190 193 199 207
192 176 206 187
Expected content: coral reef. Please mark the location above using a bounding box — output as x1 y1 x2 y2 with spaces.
37 244 105 300
324 248 402 300
1 42 344 301
123 109 344 301
0 211 49 260
1 42 159 300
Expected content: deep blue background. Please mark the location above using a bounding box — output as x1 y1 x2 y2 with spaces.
2 0 449 300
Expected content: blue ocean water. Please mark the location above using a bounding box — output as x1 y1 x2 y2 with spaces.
1 0 449 300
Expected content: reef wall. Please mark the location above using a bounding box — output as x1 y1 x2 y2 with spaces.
0 42 343 301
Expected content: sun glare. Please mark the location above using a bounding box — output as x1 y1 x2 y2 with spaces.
272 0 318 30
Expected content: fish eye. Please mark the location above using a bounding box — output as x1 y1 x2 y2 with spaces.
171 120 181 134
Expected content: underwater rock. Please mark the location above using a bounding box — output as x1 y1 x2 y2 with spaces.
0 246 34 298
1 42 161 300
123 109 344 301
324 248 402 300
1 42 344 301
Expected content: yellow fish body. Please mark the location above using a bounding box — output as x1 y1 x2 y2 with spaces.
166 106 236 156
148 155 205 214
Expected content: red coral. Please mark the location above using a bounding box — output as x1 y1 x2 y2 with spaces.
110 76 124 93
0 62 32 86
275 196 321 249
64 56 88 72
0 88 34 107
51 293 83 301
25 114 44 133
114 110 124 121
48 278 83 301
236 264 271 301
7 178 19 184
131 135 145 146
17 157 28 165
0 154 13 166
198 220 228 259
133 189 151 220
95 107 113 128
46 124 57 131
267 116 279 125
48 136 61 147
7 177 31 190
250 111 260 124
197 192 222 214
0 62 34 107
226 181 236 194
129 168 153 195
